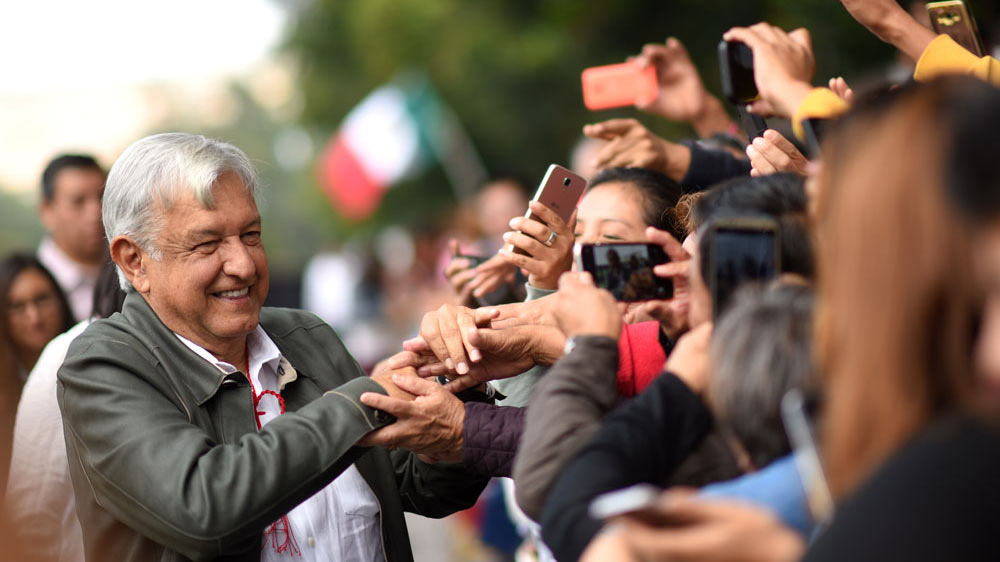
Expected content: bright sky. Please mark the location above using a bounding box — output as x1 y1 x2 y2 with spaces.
0 0 288 193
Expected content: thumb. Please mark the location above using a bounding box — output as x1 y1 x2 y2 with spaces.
391 373 443 397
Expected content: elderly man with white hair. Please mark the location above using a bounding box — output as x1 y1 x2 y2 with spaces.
56 133 487 562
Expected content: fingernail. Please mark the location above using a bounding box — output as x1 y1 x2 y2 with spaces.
469 349 482 362
445 358 454 370
457 362 469 375
508 218 519 228
752 137 765 147
502 232 512 241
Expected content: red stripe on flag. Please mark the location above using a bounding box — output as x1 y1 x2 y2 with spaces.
316 135 386 221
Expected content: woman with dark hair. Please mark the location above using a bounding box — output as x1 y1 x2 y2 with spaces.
0 254 74 380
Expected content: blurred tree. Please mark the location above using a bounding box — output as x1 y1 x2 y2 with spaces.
283 0 896 232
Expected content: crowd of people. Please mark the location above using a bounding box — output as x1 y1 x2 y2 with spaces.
2 0 1000 560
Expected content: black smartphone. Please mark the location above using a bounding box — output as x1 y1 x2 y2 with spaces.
454 253 489 267
575 242 672 302
707 218 781 320
718 40 759 105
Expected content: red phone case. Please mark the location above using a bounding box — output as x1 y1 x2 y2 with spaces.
581 63 658 110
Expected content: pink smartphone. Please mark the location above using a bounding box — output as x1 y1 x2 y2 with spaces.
506 164 588 256
582 62 659 110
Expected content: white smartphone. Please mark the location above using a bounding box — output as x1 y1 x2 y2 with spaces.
781 389 834 525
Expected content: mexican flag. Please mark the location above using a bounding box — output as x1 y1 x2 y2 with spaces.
317 73 448 221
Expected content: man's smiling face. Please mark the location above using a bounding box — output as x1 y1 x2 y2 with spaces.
139 172 269 358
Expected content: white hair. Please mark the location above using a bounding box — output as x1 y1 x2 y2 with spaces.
102 133 259 291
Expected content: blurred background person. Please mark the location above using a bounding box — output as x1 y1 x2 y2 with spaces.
0 253 73 500
36 155 107 322
6 262 125 562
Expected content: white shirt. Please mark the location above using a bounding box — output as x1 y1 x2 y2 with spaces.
175 327 384 561
6 320 90 562
37 237 99 322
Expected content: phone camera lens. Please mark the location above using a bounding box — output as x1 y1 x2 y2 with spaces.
563 177 571 187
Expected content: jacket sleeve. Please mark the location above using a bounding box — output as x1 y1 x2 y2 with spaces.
679 140 752 193
539 372 713 562
512 336 620 520
914 34 1000 85
57 333 392 561
461 403 526 477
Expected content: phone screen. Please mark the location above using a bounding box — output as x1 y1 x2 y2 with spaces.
712 228 778 318
578 243 672 301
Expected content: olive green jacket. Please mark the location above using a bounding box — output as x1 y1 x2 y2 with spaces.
57 293 487 562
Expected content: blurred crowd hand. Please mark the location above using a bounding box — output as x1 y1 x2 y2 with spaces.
632 38 736 139
637 226 693 340
838 0 936 61
828 76 855 105
359 373 463 463
585 490 805 562
584 119 692 182
444 240 519 306
664 323 712 395
499 201 577 290
746 130 809 178
723 24 816 119
554 272 623 340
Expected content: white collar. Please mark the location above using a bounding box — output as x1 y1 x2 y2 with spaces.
174 325 282 378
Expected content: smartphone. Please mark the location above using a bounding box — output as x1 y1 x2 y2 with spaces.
781 389 834 525
927 1 984 56
581 63 659 110
506 164 588 256
575 242 673 301
718 40 759 105
454 253 489 267
589 484 673 525
707 218 781 320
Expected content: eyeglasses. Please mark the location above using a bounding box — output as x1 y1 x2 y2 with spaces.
7 292 59 317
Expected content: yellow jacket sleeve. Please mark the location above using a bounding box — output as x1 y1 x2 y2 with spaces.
791 88 850 141
914 34 1000 86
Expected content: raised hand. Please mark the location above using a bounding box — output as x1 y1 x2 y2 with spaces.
583 118 692 182
632 38 735 139
632 226 693 340
499 201 577 290
722 24 816 118
746 129 809 177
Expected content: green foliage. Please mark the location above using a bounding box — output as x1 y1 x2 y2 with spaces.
284 0 895 233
